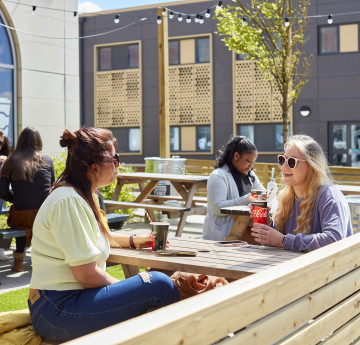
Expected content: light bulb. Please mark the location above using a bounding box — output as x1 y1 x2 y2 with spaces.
195 14 199 23
327 14 333 24
162 8 166 15
178 13 183 22
114 14 120 24
169 11 174 19
32 6 36 14
157 15 162 24
242 17 247 26
205 9 211 18
73 12 78 20
284 17 290 27
216 1 222 10
186 15 191 23
199 15 204 24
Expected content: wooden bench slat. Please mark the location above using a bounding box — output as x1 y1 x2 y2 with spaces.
0 229 27 239
104 200 191 212
146 195 207 203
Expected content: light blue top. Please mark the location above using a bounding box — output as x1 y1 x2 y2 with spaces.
203 165 265 240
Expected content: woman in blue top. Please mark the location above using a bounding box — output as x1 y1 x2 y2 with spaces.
251 134 353 252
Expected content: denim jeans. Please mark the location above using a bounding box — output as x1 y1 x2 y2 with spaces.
28 271 180 343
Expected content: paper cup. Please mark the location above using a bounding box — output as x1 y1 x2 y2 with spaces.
150 222 170 251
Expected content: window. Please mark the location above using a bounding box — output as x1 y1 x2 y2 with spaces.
236 124 289 152
170 125 211 153
0 15 15 145
98 44 139 71
129 128 140 152
238 125 254 143
319 24 359 54
169 37 210 65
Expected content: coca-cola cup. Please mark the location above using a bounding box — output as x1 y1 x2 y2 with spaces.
252 201 267 225
251 189 262 200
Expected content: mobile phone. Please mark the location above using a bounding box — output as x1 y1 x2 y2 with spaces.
214 240 249 247
156 250 197 256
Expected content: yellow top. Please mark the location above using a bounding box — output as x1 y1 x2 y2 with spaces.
30 186 109 290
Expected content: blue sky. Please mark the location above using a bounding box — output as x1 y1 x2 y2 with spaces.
78 0 184 13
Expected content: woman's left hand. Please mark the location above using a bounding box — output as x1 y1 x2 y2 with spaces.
132 232 155 248
251 223 285 247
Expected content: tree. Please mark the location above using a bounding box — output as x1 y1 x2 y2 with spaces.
215 0 313 143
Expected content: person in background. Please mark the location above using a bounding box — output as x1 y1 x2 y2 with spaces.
28 127 180 343
251 134 353 252
0 130 12 165
0 127 55 271
0 130 12 261
203 136 265 241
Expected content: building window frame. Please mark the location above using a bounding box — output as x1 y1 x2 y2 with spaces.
94 40 142 155
0 11 17 147
319 22 360 55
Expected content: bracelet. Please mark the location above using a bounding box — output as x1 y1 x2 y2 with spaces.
129 234 136 249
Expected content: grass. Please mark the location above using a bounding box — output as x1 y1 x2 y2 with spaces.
0 265 145 313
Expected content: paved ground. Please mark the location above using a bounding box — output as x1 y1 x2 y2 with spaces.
0 214 205 295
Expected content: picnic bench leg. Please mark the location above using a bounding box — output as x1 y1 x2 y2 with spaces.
226 215 252 241
121 264 140 279
111 181 125 201
175 183 198 237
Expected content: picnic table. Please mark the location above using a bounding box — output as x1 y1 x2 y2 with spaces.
107 237 302 281
335 184 360 196
220 205 255 242
105 172 208 236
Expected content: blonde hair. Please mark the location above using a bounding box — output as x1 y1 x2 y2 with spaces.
273 134 332 235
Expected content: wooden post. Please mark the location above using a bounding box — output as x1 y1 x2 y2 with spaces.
157 8 170 158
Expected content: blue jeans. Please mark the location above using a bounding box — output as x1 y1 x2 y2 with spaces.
28 272 180 343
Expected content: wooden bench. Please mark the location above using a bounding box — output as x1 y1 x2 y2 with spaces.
66 233 360 345
98 194 130 230
103 200 191 219
0 229 27 249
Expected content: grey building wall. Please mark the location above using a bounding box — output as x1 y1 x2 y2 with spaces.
80 0 360 165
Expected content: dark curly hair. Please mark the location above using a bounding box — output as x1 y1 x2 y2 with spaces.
215 136 257 169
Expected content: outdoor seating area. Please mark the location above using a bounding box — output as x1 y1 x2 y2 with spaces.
66 233 360 345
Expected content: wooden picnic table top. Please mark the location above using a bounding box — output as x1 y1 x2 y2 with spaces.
116 172 209 183
220 205 250 215
108 237 302 280
335 184 360 195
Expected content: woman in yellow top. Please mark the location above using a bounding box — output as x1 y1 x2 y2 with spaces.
28 127 180 343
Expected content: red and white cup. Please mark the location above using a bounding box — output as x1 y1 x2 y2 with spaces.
252 201 267 225
251 189 262 200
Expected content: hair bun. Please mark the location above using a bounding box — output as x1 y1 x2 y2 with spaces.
60 129 77 150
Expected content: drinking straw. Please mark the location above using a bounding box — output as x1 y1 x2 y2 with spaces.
271 167 275 179
145 210 152 224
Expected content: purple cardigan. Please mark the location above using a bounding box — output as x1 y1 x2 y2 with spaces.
274 184 353 252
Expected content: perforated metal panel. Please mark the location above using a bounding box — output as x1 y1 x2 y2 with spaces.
235 60 282 123
169 63 212 126
95 69 141 128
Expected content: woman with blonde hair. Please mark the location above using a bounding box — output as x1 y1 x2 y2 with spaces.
251 134 352 252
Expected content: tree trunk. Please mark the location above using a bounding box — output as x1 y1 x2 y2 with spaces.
282 107 288 149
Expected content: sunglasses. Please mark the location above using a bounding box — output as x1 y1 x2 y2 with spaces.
277 155 306 169
111 153 120 168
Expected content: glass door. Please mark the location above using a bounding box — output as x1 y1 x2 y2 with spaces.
329 122 360 166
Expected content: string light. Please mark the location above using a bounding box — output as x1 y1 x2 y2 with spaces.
114 14 120 24
169 11 174 19
205 9 211 18
186 15 191 23
178 13 183 22
199 15 204 24
242 17 247 26
284 17 290 27
216 1 222 10
73 12 78 20
162 8 166 15
327 14 333 24
157 15 162 24
32 6 36 14
195 14 200 23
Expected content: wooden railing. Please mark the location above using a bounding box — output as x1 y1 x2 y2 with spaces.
185 159 360 187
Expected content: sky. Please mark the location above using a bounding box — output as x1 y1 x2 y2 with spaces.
78 0 184 13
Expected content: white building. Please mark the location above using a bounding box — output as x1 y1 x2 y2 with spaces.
0 0 79 155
